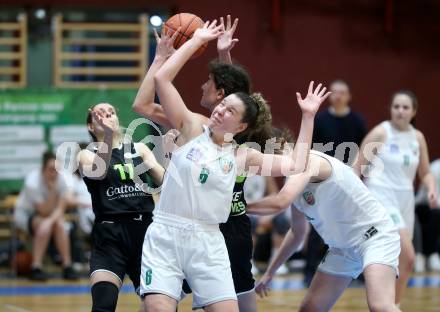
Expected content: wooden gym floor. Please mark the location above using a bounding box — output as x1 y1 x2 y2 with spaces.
0 274 439 311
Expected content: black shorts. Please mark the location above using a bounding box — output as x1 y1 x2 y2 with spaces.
90 213 153 294
220 214 254 294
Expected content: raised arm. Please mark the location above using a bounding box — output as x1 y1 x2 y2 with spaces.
132 28 179 127
135 143 165 186
246 173 311 215
352 125 386 177
217 15 239 64
416 131 438 208
78 109 116 180
154 21 223 134
243 82 330 177
255 206 309 298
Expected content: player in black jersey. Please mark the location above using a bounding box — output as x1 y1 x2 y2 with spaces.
78 103 164 312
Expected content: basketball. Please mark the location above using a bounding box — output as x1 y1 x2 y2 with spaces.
164 13 208 59
11 250 33 276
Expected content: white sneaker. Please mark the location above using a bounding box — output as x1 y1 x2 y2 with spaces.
427 253 440 272
414 253 426 273
275 263 289 275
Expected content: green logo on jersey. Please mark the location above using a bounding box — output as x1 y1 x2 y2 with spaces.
145 269 152 285
403 154 410 167
231 201 246 214
113 163 134 181
235 175 246 183
199 167 209 184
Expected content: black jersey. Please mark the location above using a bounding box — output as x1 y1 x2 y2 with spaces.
229 175 247 216
83 143 155 218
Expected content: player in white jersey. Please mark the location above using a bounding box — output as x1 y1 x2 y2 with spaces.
249 150 401 312
354 90 437 306
139 20 331 312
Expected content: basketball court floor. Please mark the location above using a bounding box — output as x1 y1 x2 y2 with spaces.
0 273 439 311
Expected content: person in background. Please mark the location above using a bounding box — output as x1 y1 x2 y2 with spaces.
414 159 440 272
14 151 78 281
354 90 437 306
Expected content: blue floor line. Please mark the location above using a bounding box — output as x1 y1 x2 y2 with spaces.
0 276 439 296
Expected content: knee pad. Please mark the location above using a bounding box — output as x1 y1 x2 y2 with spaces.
91 281 119 312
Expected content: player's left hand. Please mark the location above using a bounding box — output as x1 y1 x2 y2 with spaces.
217 15 239 53
296 81 331 117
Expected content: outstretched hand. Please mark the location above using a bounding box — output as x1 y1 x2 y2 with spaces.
255 272 273 298
154 26 180 60
193 20 224 44
217 15 239 53
296 81 331 117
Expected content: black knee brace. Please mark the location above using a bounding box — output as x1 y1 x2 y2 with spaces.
91 281 119 312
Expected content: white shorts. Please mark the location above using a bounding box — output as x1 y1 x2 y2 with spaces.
368 185 415 237
140 213 237 309
318 226 400 279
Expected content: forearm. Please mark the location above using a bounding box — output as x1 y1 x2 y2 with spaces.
422 172 436 194
247 194 290 215
265 229 304 276
247 173 310 215
133 56 167 117
290 115 315 173
35 192 58 216
148 162 165 186
218 50 232 64
49 199 66 221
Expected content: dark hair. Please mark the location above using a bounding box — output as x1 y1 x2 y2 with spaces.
391 90 418 111
391 90 418 125
270 127 295 154
233 92 273 147
208 61 251 96
42 151 56 169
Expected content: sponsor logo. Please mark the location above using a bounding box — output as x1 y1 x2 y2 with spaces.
218 157 234 174
106 183 147 199
389 143 399 154
302 191 315 205
363 226 378 240
186 147 203 163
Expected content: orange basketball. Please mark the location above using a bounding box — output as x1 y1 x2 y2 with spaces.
164 13 208 59
11 250 33 276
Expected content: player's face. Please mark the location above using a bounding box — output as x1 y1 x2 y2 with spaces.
200 74 222 111
329 83 351 107
390 94 416 128
90 103 119 134
43 159 58 183
209 94 247 138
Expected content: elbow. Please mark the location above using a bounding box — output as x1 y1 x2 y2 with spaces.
153 72 165 85
273 194 291 212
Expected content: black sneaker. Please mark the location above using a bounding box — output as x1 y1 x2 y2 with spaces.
30 268 48 281
63 266 79 280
